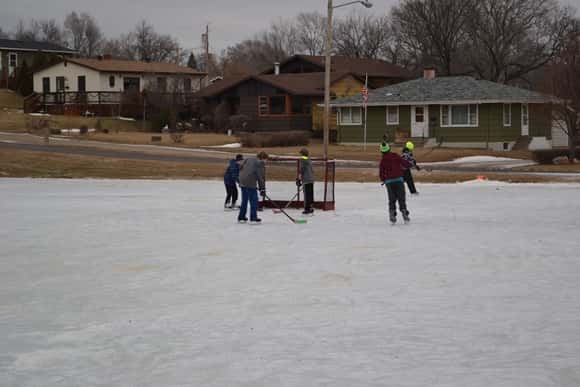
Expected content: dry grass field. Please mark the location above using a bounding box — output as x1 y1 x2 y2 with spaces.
0 148 570 183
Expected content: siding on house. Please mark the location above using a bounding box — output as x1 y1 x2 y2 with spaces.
339 103 552 144
338 106 411 143
33 61 101 93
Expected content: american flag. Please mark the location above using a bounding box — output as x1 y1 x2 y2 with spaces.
362 86 368 105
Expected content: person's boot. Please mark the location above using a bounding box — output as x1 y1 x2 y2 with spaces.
402 209 410 223
389 210 397 224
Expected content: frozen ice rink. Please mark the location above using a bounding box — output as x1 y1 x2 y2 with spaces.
1 178 580 387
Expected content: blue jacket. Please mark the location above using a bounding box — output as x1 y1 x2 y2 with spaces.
224 159 240 185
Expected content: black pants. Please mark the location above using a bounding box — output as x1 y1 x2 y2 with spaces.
403 169 418 194
386 181 408 215
303 183 314 211
224 183 238 206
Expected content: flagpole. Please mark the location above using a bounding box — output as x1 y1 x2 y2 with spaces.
363 73 368 151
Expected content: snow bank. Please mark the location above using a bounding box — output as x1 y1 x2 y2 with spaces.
206 143 242 148
450 155 528 163
1 179 580 387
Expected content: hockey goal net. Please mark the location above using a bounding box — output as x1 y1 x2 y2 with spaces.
261 158 336 211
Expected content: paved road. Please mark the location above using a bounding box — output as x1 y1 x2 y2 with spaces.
2 132 580 177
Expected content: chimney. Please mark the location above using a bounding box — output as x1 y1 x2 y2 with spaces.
274 62 280 75
423 67 436 80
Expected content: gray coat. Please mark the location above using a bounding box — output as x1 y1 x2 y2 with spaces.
299 157 314 184
239 157 266 190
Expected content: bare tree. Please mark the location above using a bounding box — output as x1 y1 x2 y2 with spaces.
38 19 64 44
332 11 391 59
392 0 474 75
466 0 575 83
131 20 181 62
0 26 8 39
14 20 41 41
64 12 102 56
295 12 326 55
546 23 580 162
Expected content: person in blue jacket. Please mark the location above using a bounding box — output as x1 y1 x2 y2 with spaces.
224 154 243 209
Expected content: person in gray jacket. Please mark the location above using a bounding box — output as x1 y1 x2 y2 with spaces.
238 151 268 223
296 148 315 214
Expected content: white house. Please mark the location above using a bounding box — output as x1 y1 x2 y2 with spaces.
33 57 207 94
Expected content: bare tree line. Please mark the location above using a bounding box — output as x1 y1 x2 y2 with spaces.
1 0 578 85
2 13 181 63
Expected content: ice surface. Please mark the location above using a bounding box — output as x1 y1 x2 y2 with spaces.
1 179 580 387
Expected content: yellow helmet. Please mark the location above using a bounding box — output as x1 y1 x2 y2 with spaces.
405 141 415 151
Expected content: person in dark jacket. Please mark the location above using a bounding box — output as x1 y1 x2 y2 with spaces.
238 151 268 223
379 142 412 224
401 141 420 195
296 148 315 214
223 154 243 209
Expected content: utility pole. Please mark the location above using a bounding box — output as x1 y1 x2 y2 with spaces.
202 25 210 86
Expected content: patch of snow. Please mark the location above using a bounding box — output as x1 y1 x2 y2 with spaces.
450 155 527 163
1 179 580 386
28 113 50 117
116 116 136 122
59 128 96 135
206 143 242 149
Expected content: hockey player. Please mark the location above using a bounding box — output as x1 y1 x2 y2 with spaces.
296 148 314 215
238 151 268 224
379 142 412 224
223 154 243 209
401 141 421 195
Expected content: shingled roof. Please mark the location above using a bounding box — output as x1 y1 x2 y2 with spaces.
196 72 361 98
330 76 556 106
263 55 412 79
0 39 77 54
65 58 206 76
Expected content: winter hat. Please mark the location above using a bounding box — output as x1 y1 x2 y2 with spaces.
405 141 415 151
257 151 269 160
380 142 391 153
235 154 243 161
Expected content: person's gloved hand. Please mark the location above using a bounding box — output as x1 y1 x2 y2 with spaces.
416 165 421 171
296 179 302 187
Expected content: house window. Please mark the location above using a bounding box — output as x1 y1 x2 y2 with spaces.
56 76 66 91
42 77 50 93
109 76 116 88
9 53 17 68
77 76 86 92
123 77 140 91
415 106 425 123
522 104 529 126
386 106 399 125
339 107 362 125
503 104 512 126
184 78 192 91
269 96 286 114
440 104 478 127
258 95 288 116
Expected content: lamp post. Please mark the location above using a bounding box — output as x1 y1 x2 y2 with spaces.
323 0 372 160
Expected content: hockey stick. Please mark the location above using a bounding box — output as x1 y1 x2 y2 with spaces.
272 186 303 213
264 194 307 224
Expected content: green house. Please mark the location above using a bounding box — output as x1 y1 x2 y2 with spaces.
331 71 561 150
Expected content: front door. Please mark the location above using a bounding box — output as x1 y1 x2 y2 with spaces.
411 105 428 137
77 76 86 92
521 103 529 136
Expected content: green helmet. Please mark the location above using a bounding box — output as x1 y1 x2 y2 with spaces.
380 142 391 153
405 141 415 151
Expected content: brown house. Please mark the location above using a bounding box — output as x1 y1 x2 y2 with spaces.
196 71 364 132
0 39 76 89
261 55 412 88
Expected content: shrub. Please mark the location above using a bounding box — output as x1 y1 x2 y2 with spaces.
531 149 579 164
79 125 88 135
240 131 311 148
228 114 250 132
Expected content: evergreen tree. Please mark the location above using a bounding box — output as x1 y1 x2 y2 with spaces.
187 53 198 70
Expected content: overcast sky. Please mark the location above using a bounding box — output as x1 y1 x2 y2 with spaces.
1 0 579 55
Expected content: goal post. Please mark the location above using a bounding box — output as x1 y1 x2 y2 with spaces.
261 158 336 211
